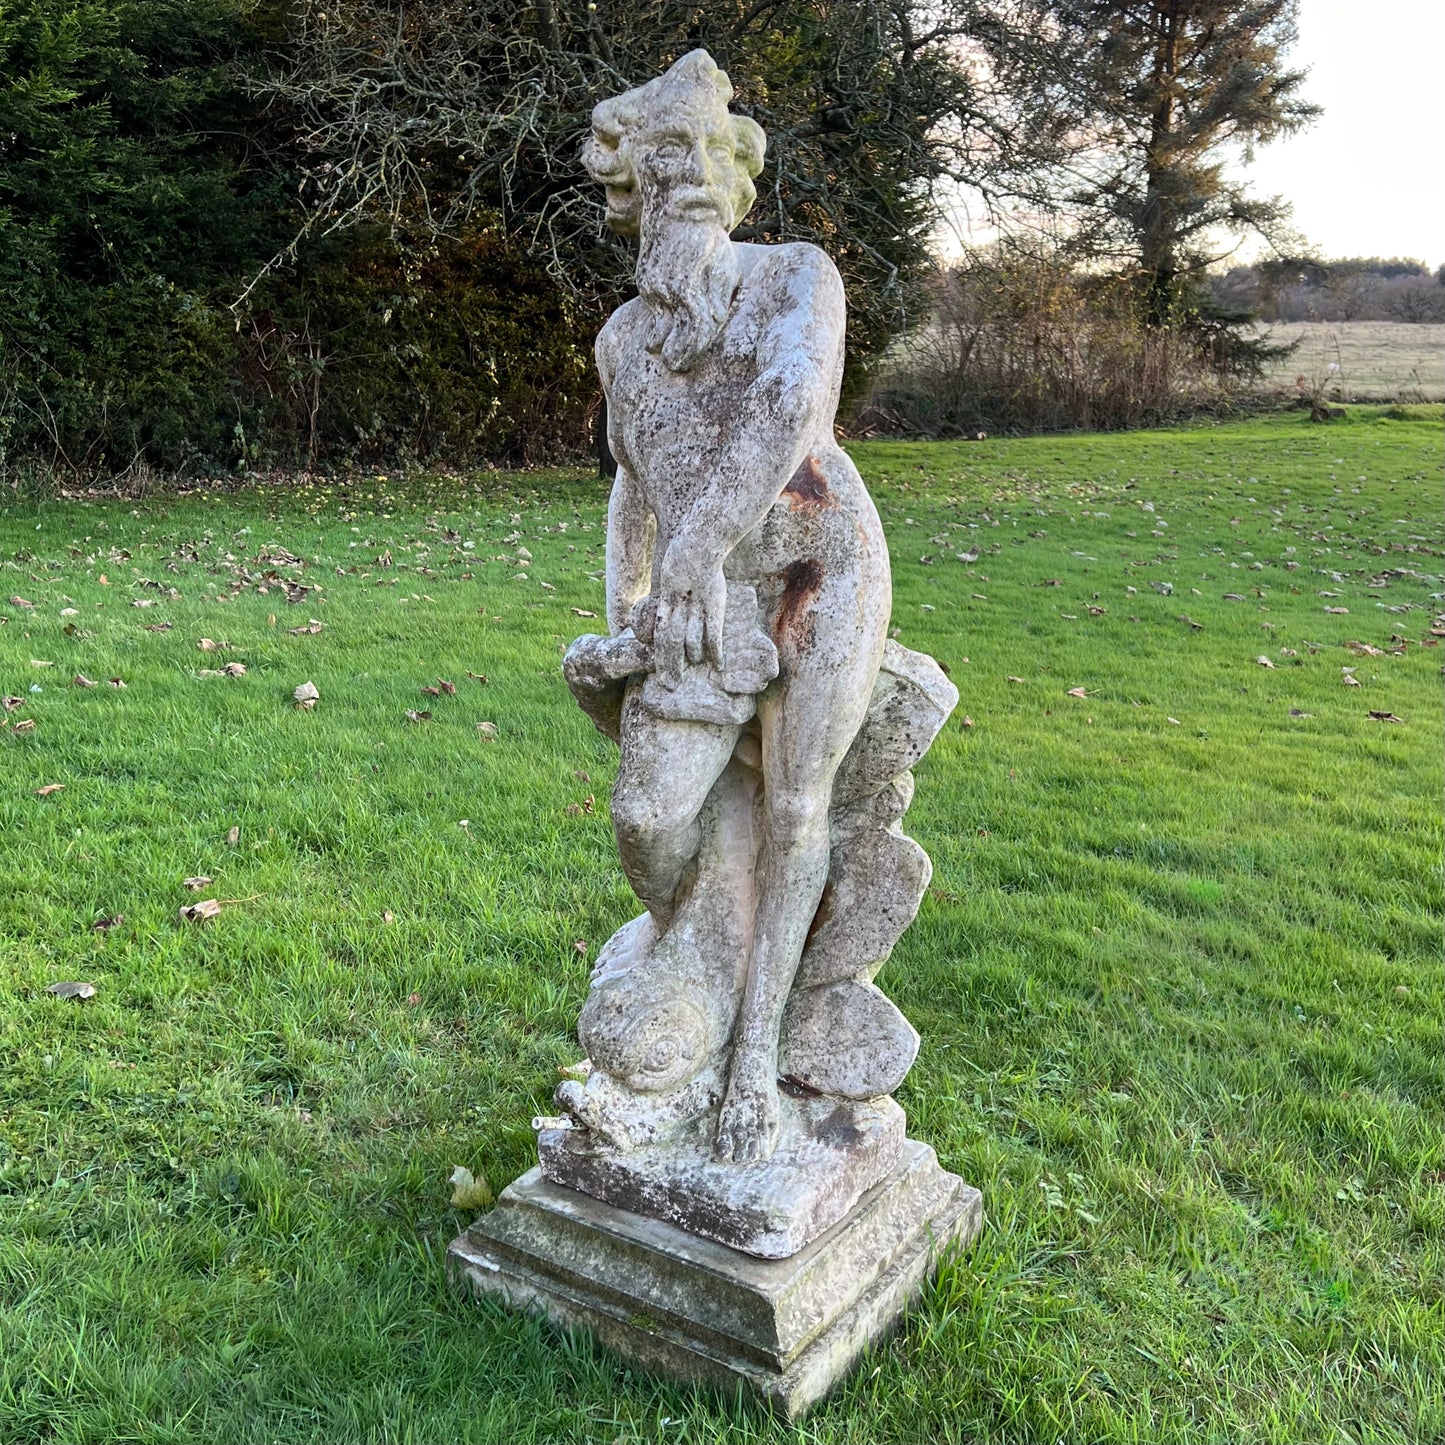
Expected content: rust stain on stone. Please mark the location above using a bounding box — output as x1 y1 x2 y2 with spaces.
775 557 823 646
784 455 831 507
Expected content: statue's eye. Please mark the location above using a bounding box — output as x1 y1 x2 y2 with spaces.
707 140 732 163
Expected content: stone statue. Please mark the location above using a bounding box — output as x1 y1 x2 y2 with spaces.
554 46 955 1213
450 54 980 1412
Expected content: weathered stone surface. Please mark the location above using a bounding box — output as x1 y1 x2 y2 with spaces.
780 981 919 1098
449 1140 983 1418
455 51 983 1411
539 1093 905 1259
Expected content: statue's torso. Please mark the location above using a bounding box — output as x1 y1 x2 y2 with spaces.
601 244 885 592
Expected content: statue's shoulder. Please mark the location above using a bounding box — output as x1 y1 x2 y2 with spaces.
596 296 646 379
741 241 845 316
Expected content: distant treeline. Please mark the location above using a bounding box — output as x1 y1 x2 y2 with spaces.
1 0 1323 480
1210 258 1445 324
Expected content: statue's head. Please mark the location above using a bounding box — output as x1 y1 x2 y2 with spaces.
584 51 767 371
584 50 766 238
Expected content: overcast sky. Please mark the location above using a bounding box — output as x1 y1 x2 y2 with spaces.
1241 0 1444 267
939 0 1443 268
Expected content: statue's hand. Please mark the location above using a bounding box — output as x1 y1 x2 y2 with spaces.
655 542 727 683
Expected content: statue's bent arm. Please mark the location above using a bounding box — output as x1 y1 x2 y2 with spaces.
605 464 655 637
671 254 845 578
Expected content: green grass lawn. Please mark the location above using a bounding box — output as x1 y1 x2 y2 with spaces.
2 409 1441 1444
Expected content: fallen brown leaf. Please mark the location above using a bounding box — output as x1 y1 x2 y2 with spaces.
1324 606 1349 615
226 825 240 845
10 596 33 608
476 720 498 740
1006 675 1024 685
179 898 224 923
33 783 64 797
183 876 212 890
405 709 432 723
197 638 221 652
1066 687 1089 698
108 677 126 688
466 671 489 684
46 980 96 1000
293 681 319 709
571 608 598 618
1367 711 1404 723
13 719 36 735
1343 675 1362 687
92 914 123 932
419 686 441 697
73 674 96 688
221 662 246 677
1166 717 1181 725
1255 655 1274 668
144 621 173 632
437 678 456 695
960 715 975 727
381 910 394 924
287 620 323 635
3 696 23 711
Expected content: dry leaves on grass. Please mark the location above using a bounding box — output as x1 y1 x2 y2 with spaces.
179 898 224 923
476 721 498 740
10 596 33 608
92 914 123 932
405 709 432 723
183 876 212 890
33 783 63 796
466 671 489 684
293 681 319 709
3 696 23 711
226 826 240 845
1324 606 1349 615
448 1166 494 1211
1066 687 1090 699
108 677 125 689
1006 675 1024 685
1367 711 1405 723
961 715 975 728
73 674 96 688
46 980 96 1000
571 608 598 618
143 621 173 632
196 638 227 653
12 719 36 735
437 678 456 695
1255 656 1275 668
287 620 324 635
1344 674 1362 687
199 663 246 678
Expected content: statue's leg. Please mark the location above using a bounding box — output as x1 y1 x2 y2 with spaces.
611 684 740 926
715 583 888 1163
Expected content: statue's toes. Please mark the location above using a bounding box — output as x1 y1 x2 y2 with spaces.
714 1082 780 1163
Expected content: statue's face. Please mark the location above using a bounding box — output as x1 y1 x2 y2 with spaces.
633 102 739 228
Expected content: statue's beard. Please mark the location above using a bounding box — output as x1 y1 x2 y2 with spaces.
635 212 740 373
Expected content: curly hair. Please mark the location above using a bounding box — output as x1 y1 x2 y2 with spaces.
582 49 766 237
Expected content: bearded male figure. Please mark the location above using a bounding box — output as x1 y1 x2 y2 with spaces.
451 55 981 1407
572 50 894 1165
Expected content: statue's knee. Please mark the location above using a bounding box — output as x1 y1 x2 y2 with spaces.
766 790 827 852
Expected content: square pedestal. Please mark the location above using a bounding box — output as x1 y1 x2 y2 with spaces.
447 1139 982 1419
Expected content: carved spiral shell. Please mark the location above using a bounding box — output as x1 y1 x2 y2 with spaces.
578 985 713 1094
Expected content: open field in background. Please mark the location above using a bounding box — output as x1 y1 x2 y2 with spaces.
1 410 1442 1444
1255 322 1445 402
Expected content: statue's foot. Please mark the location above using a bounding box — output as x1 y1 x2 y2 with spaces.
714 1065 780 1163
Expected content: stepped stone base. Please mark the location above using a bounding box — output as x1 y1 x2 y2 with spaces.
447 1139 982 1419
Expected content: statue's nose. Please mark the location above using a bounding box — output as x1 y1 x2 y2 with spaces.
681 138 711 185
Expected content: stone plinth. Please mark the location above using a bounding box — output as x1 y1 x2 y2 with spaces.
448 1140 982 1419
538 1093 905 1259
